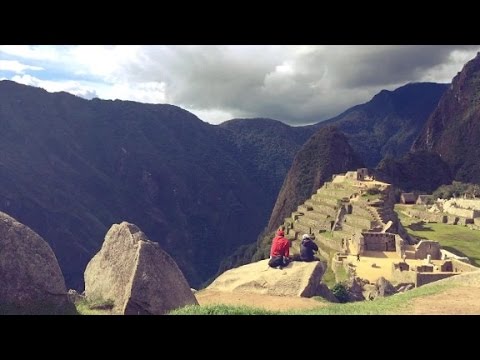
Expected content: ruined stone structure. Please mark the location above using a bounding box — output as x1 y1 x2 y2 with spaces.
280 169 408 258
399 197 480 230
448 198 480 211
400 193 417 204
280 170 475 291
443 199 480 219
416 195 433 205
360 232 396 252
389 255 479 288
412 240 441 260
356 168 368 181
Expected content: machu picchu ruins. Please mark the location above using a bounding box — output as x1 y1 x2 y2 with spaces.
278 168 478 291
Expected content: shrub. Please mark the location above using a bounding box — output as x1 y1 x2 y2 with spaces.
331 282 350 303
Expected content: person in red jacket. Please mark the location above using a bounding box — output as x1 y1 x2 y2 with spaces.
268 228 290 269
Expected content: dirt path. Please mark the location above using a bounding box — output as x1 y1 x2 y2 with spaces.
195 290 325 312
407 286 480 314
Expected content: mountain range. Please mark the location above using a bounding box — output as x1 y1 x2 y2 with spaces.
0 70 459 288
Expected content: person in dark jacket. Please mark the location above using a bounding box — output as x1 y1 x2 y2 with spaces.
300 234 319 262
268 229 290 269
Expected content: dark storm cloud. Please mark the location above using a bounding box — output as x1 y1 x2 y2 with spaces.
123 45 479 124
2 45 479 124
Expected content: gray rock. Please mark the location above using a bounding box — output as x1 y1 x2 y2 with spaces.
362 284 378 300
375 277 396 297
84 222 198 315
0 211 73 314
346 276 366 302
207 259 328 299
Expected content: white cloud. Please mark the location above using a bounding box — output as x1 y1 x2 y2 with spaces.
0 45 64 61
0 60 43 73
99 81 167 104
1 45 480 125
11 74 98 99
187 108 235 124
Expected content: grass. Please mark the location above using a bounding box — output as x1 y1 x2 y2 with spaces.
317 244 339 288
322 267 336 288
335 266 348 283
170 304 279 315
170 283 452 315
298 283 449 315
75 298 114 315
395 205 480 266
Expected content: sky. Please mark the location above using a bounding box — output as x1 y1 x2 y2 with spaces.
0 45 479 125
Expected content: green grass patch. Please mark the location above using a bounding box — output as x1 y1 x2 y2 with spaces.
171 283 452 315
169 304 279 315
75 298 114 315
335 266 348 283
395 205 480 266
291 283 451 315
322 267 336 288
317 244 338 288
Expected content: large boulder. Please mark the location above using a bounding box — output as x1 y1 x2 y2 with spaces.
84 222 198 315
0 211 73 314
207 259 328 298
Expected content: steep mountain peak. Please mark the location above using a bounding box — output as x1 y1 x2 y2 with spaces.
316 82 447 167
267 125 364 232
411 53 480 183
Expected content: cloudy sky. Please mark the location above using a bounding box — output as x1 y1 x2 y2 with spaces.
0 45 479 125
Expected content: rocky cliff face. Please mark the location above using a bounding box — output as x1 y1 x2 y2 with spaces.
317 82 447 167
0 211 74 314
375 151 452 192
412 53 480 183
267 126 364 232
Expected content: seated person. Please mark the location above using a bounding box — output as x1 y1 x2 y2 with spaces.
300 234 319 262
268 229 290 269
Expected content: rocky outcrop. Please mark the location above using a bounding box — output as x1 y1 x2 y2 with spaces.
412 53 480 183
0 211 73 314
207 259 330 299
84 222 198 315
362 277 397 300
267 126 364 232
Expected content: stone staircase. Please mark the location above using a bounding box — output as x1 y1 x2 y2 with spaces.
281 176 390 254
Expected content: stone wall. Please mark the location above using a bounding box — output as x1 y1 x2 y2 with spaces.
395 236 405 257
440 261 453 272
400 193 416 204
361 232 396 252
444 207 479 219
451 259 479 272
357 168 368 180
345 171 357 180
441 249 470 263
414 240 441 260
391 267 416 285
447 199 480 211
416 273 458 287
403 208 445 223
